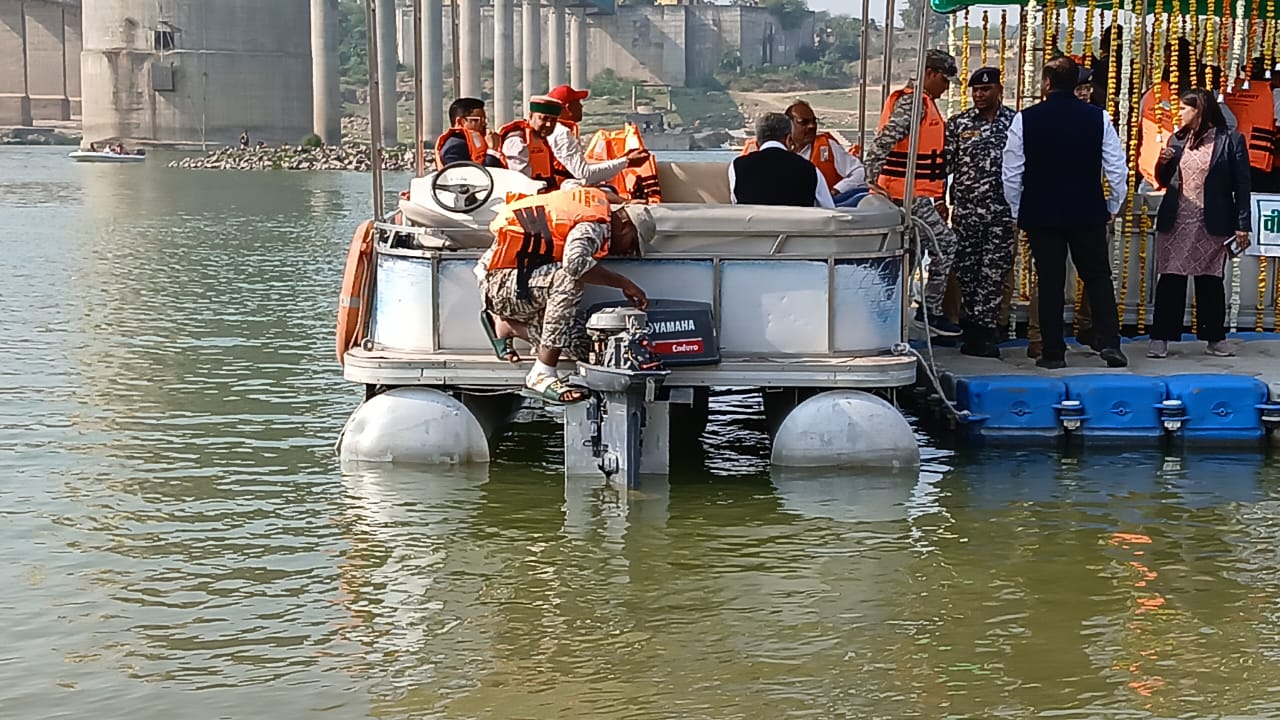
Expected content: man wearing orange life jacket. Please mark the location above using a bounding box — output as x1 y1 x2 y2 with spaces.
737 102 868 205
479 187 657 404
545 83 652 189
863 49 963 337
434 97 507 170
500 96 568 190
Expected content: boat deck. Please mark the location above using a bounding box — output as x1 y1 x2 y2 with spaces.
922 335 1280 443
342 348 918 389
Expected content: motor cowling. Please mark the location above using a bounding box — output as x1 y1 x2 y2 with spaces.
585 307 664 371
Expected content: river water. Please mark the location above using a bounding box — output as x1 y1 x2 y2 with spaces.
4 146 1280 719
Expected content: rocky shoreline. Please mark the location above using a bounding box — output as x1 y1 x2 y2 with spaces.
169 143 423 172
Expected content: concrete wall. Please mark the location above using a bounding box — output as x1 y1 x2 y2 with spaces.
397 3 814 91
0 0 82 125
81 0 312 146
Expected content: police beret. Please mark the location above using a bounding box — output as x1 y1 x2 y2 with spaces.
968 67 1000 87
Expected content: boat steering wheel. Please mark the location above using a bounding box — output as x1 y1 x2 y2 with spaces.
431 161 495 214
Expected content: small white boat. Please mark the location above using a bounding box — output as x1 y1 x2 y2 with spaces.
68 150 146 163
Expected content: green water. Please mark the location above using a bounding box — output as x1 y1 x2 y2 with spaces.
4 146 1280 719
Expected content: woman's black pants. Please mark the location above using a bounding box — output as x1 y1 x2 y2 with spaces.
1150 273 1226 342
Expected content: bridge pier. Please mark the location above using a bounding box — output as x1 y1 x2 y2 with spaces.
311 0 341 145
457 0 481 99
492 0 514 126
547 0 565 88
0 0 80 126
569 7 587 91
521 0 540 110
375 0 398 147
423 0 443 139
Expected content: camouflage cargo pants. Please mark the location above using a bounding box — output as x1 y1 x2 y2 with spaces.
912 197 958 318
481 264 592 361
953 218 1016 328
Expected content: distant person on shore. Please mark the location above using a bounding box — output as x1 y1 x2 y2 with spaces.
729 112 836 207
545 84 650 187
256 140 267 149
240 130 250 149
864 49 962 337
435 97 505 170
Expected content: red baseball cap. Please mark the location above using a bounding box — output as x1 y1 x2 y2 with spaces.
548 84 590 105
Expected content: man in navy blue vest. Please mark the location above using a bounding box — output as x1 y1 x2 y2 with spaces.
729 113 836 207
1002 56 1129 369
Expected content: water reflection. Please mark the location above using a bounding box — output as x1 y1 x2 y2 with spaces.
9 148 1280 718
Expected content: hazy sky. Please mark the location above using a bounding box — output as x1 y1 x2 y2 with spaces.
808 0 891 22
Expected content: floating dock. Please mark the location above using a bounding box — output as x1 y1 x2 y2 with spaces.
917 336 1280 445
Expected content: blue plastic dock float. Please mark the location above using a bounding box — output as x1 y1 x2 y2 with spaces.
1062 374 1167 440
952 375 1066 439
1163 374 1269 443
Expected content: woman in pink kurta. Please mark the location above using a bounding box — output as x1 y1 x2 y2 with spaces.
1149 89 1252 358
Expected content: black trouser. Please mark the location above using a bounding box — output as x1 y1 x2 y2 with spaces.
1026 224 1120 360
1150 273 1226 342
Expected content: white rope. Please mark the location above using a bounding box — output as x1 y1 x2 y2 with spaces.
906 214 968 422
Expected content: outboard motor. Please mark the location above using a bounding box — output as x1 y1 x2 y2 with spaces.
576 307 671 488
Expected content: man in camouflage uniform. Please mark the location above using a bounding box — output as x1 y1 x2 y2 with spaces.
945 67 1018 357
865 49 963 337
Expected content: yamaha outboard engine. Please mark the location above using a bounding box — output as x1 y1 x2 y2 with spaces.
576 307 670 488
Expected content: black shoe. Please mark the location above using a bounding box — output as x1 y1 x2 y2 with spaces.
928 314 963 337
960 327 1001 358
1036 357 1067 369
1100 346 1128 368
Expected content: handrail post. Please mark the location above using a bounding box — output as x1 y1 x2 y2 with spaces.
901 4 933 225
858 0 871 150
413 0 425 178
365 0 385 219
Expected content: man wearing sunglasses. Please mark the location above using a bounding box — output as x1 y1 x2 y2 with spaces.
435 97 506 170
785 100 868 207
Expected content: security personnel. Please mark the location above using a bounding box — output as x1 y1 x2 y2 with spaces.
480 188 656 403
499 95 566 190
864 48 962 337
434 97 506 170
946 67 1017 358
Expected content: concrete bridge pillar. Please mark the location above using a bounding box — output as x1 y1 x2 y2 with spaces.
63 2 80 117
457 0 481 99
521 0 541 110
24 0 71 121
311 0 342 145
492 0 514 126
375 0 399 146
569 8 587 91
547 0 566 89
423 0 444 138
0 1 33 126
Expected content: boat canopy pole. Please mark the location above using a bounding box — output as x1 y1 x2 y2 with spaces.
858 0 871 150
365 0 386 218
413 0 426 178
881 0 896 116
901 1 933 224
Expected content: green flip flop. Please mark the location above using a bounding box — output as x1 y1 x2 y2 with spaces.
479 310 520 363
521 376 589 405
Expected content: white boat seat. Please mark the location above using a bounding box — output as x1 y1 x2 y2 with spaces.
657 160 731 203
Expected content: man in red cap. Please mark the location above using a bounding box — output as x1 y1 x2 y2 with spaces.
545 83 650 187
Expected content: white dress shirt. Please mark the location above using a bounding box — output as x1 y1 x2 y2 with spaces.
548 123 629 185
795 140 867 193
728 140 837 208
1002 110 1128 221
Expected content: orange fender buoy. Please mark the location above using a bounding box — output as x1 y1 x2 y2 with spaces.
336 220 375 364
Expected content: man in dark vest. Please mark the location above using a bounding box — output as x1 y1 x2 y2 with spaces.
1002 55 1129 369
729 112 836 207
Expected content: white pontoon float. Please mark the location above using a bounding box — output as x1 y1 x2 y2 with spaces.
335 0 942 487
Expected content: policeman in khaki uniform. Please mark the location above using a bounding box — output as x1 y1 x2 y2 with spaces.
864 49 963 337
945 67 1018 357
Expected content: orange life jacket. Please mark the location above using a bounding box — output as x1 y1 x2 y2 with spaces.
875 88 947 201
1139 83 1177 189
1224 83 1276 172
499 119 559 191
487 187 612 298
583 123 664 202
433 127 502 170
739 133 847 193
